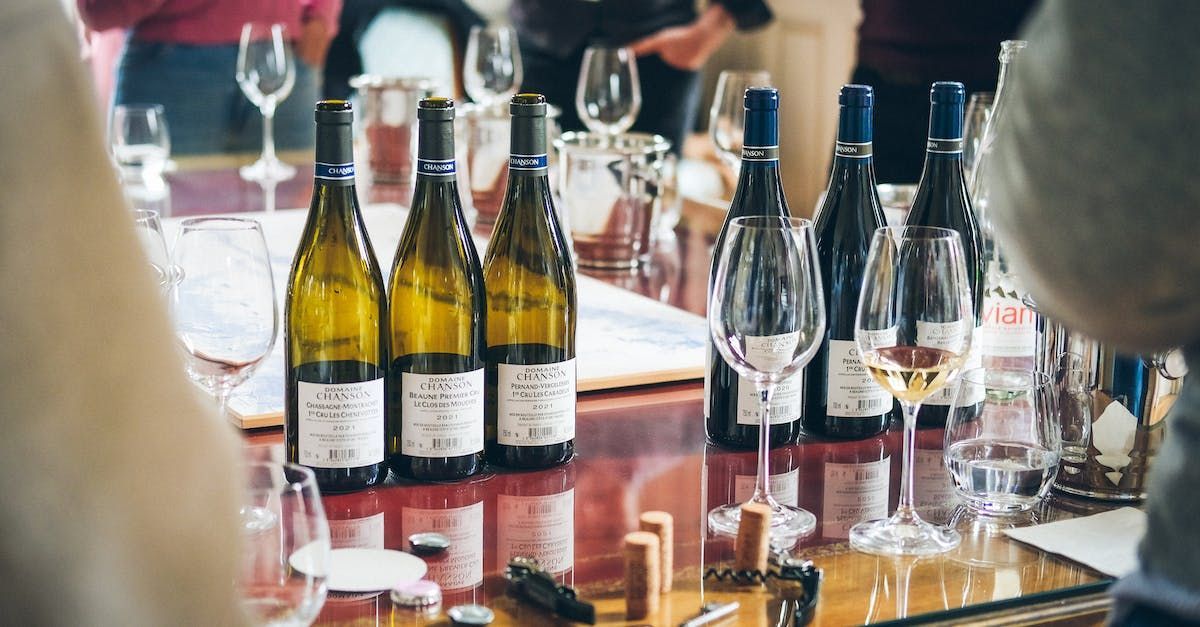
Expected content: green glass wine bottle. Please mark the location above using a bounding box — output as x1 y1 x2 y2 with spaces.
482 93 577 469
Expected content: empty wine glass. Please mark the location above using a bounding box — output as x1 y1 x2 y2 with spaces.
237 22 297 182
110 103 170 185
708 70 771 174
239 461 330 626
576 45 641 136
945 368 1061 513
708 216 825 544
852 226 974 555
131 209 180 290
963 92 994 181
170 218 278 415
463 24 523 106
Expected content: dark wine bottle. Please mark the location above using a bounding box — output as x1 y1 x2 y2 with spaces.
387 98 486 481
904 82 985 426
482 94 577 469
705 86 802 449
286 100 389 492
804 84 897 439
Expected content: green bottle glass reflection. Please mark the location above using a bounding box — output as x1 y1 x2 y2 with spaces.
387 97 487 481
483 93 578 469
285 100 389 492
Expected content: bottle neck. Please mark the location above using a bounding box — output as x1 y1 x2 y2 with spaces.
314 122 356 187
923 101 965 163
508 114 550 183
740 107 779 167
832 105 873 167
415 118 457 182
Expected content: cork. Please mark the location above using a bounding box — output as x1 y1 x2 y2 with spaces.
734 502 771 573
639 511 674 593
623 531 660 619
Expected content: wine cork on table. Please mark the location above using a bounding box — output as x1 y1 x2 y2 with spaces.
623 531 661 619
638 511 673 593
735 502 771 573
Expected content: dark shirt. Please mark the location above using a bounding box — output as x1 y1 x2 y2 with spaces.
857 0 1035 87
511 0 773 59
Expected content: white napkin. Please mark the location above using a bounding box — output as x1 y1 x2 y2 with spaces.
1003 507 1145 577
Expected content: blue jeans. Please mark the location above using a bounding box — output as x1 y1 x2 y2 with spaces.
115 40 318 156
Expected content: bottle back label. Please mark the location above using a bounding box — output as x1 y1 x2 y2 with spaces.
298 378 385 468
315 161 355 183
497 359 576 446
400 369 485 457
834 141 872 158
737 370 803 425
741 145 779 162
822 457 890 539
916 323 985 406
826 339 894 417
509 153 548 176
416 158 456 178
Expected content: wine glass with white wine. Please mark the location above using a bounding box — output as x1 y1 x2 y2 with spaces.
851 225 974 555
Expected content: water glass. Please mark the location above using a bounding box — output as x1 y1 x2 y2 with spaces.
170 218 278 414
239 462 330 626
237 22 297 182
708 216 825 544
945 368 1061 513
576 45 640 136
463 25 522 106
708 70 771 174
110 103 170 183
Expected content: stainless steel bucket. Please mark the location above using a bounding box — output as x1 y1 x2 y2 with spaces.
1034 311 1185 500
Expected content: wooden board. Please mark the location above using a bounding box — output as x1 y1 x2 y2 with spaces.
164 206 707 429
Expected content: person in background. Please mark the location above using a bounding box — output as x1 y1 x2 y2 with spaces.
853 0 1035 183
2 0 245 624
987 1 1200 624
77 0 341 155
512 0 774 155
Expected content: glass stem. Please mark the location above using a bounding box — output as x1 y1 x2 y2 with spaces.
215 387 231 418
261 104 277 164
895 402 921 524
752 382 775 505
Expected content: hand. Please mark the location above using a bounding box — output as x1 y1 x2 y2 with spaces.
629 4 735 71
295 18 333 67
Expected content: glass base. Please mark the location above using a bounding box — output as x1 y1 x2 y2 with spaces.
849 515 961 556
240 157 296 183
708 501 816 547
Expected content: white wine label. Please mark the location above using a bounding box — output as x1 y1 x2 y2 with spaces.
315 161 354 181
835 141 872 158
498 490 574 575
416 158 456 177
859 326 899 347
826 339 894 417
822 457 890 539
744 331 801 372
741 145 779 161
981 294 1037 358
509 153 548 171
328 512 385 550
497 359 576 446
736 369 803 425
924 325 985 407
402 502 484 591
734 467 799 507
915 319 969 352
298 378 385 468
401 369 485 458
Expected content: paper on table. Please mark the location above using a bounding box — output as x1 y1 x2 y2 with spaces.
1003 507 1145 577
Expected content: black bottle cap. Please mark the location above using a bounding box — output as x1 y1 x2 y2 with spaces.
744 86 779 111
839 84 873 108
930 81 966 104
510 93 547 117
315 99 353 124
418 97 455 121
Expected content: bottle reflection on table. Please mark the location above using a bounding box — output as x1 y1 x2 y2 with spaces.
319 489 388 623
492 462 577 587
394 478 490 606
863 555 950 623
701 442 803 572
912 426 958 524
818 433 894 541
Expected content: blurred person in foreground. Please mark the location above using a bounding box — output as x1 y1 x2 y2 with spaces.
77 0 341 155
512 0 774 154
1 0 244 624
988 1 1200 623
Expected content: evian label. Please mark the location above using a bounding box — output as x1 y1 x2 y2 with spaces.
298 378 385 468
497 359 576 446
509 153 548 174
981 293 1037 358
741 145 779 162
417 158 456 177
